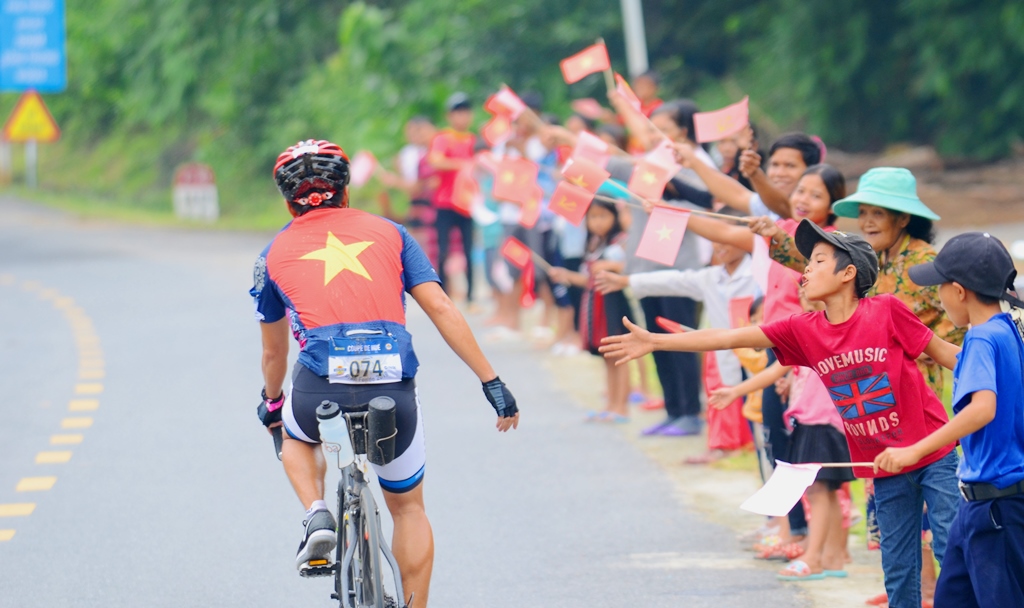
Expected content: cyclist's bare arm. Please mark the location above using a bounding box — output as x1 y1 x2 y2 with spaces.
410 282 518 431
261 318 290 400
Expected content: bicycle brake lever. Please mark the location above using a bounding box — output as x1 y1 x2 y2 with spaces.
272 426 283 461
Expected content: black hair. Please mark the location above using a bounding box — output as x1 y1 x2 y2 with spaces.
975 292 1002 306
800 163 846 226
586 198 623 250
596 123 627 150
652 99 699 144
749 295 765 316
829 247 871 298
569 113 597 131
906 215 936 244
770 133 821 168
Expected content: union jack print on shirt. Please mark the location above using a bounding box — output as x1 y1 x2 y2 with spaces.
828 373 896 420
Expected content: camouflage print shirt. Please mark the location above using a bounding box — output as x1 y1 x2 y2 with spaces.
769 233 964 397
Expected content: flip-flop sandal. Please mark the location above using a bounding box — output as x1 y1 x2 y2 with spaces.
756 541 805 561
823 569 848 578
584 411 603 421
600 413 630 424
777 560 826 581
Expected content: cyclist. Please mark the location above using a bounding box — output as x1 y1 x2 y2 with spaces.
251 140 520 607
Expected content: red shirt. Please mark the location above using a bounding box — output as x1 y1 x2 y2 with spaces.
761 294 955 478
428 128 476 212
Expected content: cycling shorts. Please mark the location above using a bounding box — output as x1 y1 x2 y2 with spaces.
283 363 425 494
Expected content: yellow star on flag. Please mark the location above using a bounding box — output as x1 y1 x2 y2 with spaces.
568 175 588 188
642 171 657 185
581 57 593 68
656 225 673 241
500 171 515 184
557 197 577 210
301 232 374 285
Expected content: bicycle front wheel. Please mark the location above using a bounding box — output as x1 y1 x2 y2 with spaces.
358 485 386 608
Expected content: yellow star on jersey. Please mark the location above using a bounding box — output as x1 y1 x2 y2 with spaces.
656 225 674 241
301 232 374 285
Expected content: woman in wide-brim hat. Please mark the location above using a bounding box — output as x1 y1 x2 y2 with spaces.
831 167 964 608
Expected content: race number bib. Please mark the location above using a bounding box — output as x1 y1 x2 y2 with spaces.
328 330 403 385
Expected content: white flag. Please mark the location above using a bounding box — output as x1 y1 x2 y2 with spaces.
740 461 821 517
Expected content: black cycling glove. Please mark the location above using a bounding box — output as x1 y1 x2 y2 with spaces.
482 376 518 419
257 389 284 428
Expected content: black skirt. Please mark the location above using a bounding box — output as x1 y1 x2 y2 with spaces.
789 423 855 486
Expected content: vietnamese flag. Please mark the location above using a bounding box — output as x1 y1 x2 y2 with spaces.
560 42 611 84
655 316 690 334
492 157 539 204
484 86 527 119
481 114 512 147
644 138 680 173
614 73 642 112
349 151 377 187
751 234 771 294
561 158 609 193
729 296 754 329
548 181 594 226
693 96 749 143
636 206 690 266
570 98 605 120
451 168 479 215
519 184 544 229
572 131 611 168
628 159 675 200
501 236 533 269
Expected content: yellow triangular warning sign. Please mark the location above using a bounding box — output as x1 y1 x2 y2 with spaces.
2 90 61 143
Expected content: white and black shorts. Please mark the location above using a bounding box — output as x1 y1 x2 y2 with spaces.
283 363 425 494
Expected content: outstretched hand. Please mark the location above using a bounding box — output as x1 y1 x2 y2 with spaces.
672 141 697 168
747 215 782 241
873 446 923 474
738 149 762 179
708 387 739 410
594 270 629 295
598 317 655 365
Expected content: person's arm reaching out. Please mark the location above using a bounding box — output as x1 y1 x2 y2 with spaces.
708 361 791 410
410 281 519 431
874 390 995 473
673 142 754 212
599 319 774 365
684 213 756 252
922 334 962 370
740 149 792 219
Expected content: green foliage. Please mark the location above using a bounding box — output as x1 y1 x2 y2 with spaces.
4 0 1021 223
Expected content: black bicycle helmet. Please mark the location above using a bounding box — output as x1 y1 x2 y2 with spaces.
273 139 350 208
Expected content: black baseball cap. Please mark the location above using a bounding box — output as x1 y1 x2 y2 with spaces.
445 92 472 112
795 219 879 297
908 232 1019 301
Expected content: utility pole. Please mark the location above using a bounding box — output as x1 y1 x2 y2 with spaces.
620 0 649 77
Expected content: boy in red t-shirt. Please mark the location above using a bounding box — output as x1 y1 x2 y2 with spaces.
600 220 962 608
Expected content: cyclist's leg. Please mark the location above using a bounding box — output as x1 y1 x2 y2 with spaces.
281 433 326 509
371 382 432 607
382 484 433 608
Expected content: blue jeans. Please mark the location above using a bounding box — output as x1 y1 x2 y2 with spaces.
873 450 961 608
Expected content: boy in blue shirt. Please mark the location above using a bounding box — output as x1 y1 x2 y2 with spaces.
875 232 1024 607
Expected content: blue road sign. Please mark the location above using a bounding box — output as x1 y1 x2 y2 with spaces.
0 0 67 92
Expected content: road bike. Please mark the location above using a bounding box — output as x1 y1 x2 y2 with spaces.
295 397 410 608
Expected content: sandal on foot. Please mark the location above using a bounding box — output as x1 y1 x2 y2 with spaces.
757 542 805 561
600 412 630 424
864 593 889 606
777 560 825 581
823 569 848 578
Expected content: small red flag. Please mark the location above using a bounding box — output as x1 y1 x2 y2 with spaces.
492 157 539 204
628 159 675 200
644 138 680 173
500 236 532 269
655 316 689 334
572 131 611 168
570 98 605 120
484 86 527 119
560 42 611 84
349 151 377 187
548 181 595 226
451 168 479 215
614 73 642 112
481 114 512 147
520 259 536 308
519 184 544 229
693 96 749 143
729 296 754 329
636 206 690 266
561 158 609 193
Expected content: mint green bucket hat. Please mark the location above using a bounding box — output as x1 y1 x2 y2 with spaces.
831 167 940 221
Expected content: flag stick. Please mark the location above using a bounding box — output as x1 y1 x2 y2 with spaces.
592 193 750 224
816 462 872 468
529 250 553 273
596 38 616 94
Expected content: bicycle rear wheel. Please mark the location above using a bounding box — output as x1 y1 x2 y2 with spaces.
358 485 386 608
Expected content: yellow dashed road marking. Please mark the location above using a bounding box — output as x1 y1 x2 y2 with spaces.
75 383 103 395
0 504 36 517
36 451 72 464
0 530 14 541
20 280 41 291
16 477 57 492
52 296 75 307
38 288 59 299
50 434 83 445
68 399 99 411
61 417 93 429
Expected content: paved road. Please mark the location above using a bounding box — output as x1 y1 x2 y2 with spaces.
0 197 807 607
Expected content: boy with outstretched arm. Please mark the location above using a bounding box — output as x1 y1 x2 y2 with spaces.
874 232 1024 608
600 220 961 608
